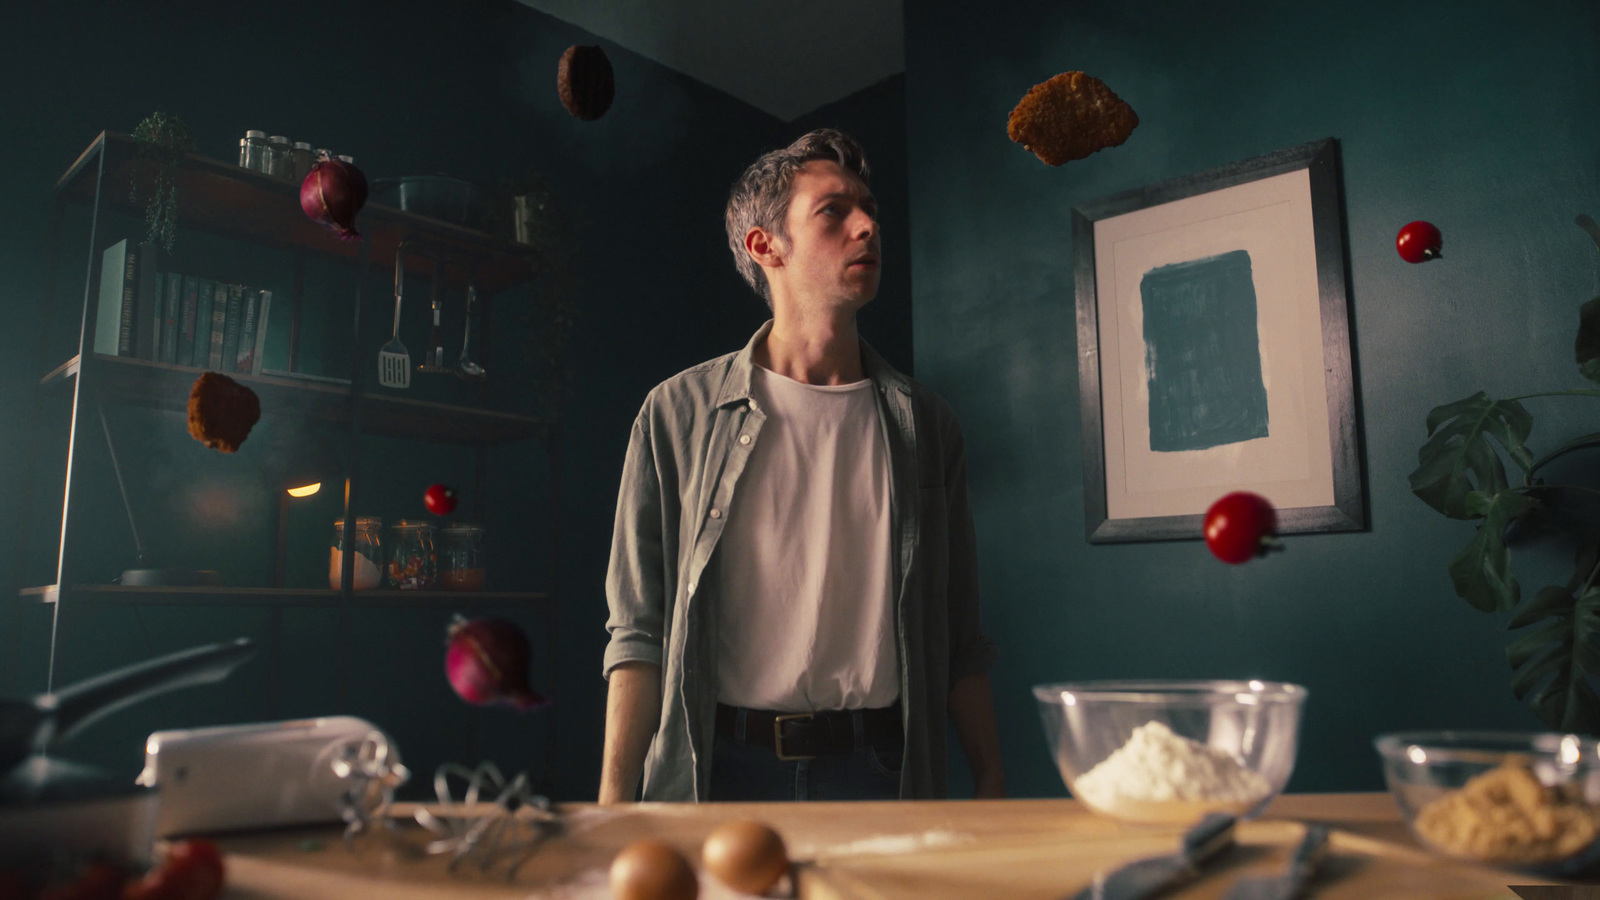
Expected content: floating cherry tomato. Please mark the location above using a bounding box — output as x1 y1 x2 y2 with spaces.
123 839 224 900
1204 492 1278 564
1396 220 1442 263
424 483 458 516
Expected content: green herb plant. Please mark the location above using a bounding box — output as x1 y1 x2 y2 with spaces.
1410 215 1600 732
130 110 195 252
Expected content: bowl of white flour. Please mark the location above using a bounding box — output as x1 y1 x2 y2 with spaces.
1033 680 1307 824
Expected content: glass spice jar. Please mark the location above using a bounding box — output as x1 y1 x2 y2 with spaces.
387 520 437 589
240 130 268 172
291 141 314 182
330 517 383 590
438 524 486 591
267 135 292 180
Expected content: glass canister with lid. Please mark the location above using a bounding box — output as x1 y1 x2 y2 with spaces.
438 524 486 591
388 520 437 589
330 517 383 590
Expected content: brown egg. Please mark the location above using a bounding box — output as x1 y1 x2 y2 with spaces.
610 838 699 900
701 819 789 895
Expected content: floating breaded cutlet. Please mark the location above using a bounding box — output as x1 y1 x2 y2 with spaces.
187 372 261 453
1007 72 1139 166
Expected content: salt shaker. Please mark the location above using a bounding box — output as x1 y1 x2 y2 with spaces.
240 130 268 172
267 135 292 180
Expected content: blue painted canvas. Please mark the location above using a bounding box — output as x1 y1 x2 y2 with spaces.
1140 250 1269 452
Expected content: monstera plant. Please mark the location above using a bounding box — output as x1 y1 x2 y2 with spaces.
1410 215 1600 732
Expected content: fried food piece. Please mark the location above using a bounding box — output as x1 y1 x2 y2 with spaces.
1007 71 1139 166
187 372 261 453
558 45 615 121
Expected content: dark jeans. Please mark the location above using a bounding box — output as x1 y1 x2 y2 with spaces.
707 708 904 801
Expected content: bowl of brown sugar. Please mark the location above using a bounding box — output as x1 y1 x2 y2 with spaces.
1375 731 1600 875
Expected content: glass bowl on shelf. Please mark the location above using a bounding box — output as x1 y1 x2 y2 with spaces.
1032 679 1307 824
1374 730 1600 876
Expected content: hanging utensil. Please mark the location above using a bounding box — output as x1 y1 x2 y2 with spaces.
457 284 485 380
378 244 412 388
418 252 450 375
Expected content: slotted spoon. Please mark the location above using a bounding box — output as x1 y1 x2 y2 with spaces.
379 244 411 388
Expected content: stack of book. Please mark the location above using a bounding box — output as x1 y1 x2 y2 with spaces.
94 239 273 376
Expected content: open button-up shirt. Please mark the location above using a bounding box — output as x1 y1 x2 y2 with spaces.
603 321 996 801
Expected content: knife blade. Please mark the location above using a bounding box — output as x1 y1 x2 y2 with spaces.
1067 812 1237 900
1218 823 1330 900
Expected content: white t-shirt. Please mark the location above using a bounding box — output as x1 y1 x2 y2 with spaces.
716 364 899 711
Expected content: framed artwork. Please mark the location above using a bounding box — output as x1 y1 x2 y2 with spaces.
1073 138 1365 543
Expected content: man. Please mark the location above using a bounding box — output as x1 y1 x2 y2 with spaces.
599 129 1004 803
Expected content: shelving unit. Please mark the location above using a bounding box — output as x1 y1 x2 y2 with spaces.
17 131 564 789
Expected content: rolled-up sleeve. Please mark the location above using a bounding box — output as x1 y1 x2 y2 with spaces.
943 416 997 685
603 406 668 679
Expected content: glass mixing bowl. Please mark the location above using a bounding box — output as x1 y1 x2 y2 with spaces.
1374 730 1600 876
1033 680 1307 824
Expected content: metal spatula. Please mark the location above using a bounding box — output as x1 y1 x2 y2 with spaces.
379 244 411 388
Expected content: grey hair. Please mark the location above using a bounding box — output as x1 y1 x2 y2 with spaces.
724 128 871 307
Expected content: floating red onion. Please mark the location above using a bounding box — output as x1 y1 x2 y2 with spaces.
445 616 551 712
300 156 368 241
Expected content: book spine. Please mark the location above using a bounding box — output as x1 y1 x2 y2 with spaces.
136 244 161 360
220 284 243 371
235 289 260 373
208 283 228 370
161 272 181 364
192 278 214 368
118 244 137 356
93 240 129 356
250 290 272 375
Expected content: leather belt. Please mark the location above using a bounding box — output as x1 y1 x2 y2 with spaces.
715 702 903 761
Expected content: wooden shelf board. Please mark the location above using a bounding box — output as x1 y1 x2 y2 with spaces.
59 132 546 296
22 584 552 608
43 353 550 445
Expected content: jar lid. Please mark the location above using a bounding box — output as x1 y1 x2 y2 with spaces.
334 517 383 528
293 141 313 150
441 523 484 533
337 155 354 163
269 135 290 143
392 519 436 531
245 130 266 138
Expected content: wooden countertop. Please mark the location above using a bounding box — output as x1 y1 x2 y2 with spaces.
213 793 1583 898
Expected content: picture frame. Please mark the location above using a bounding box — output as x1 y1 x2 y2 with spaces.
1073 137 1365 543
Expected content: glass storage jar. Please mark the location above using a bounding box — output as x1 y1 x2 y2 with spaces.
438 524 485 591
388 521 437 589
267 135 292 179
291 141 314 182
330 517 383 590
240 130 268 172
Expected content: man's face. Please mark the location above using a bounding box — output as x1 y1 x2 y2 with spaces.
769 160 880 311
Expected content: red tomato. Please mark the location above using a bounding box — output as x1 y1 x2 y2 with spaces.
1395 220 1442 263
122 840 223 900
1204 492 1277 564
424 483 458 516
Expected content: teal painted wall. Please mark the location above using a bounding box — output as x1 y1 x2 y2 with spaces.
0 0 925 801
907 0 1600 795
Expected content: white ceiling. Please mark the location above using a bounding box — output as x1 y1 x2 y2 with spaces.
516 0 905 121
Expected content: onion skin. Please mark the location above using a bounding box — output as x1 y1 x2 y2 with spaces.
445 617 551 712
300 158 368 241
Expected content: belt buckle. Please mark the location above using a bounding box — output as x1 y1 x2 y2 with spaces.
773 713 815 761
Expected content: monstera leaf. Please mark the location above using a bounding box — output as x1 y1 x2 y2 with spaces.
1508 583 1600 733
1448 490 1538 612
1410 392 1534 519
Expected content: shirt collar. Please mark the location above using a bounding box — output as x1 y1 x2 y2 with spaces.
716 319 911 409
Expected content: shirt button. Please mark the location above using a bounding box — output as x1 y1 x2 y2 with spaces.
747 402 757 412
739 434 751 445
688 581 697 594
709 508 722 519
